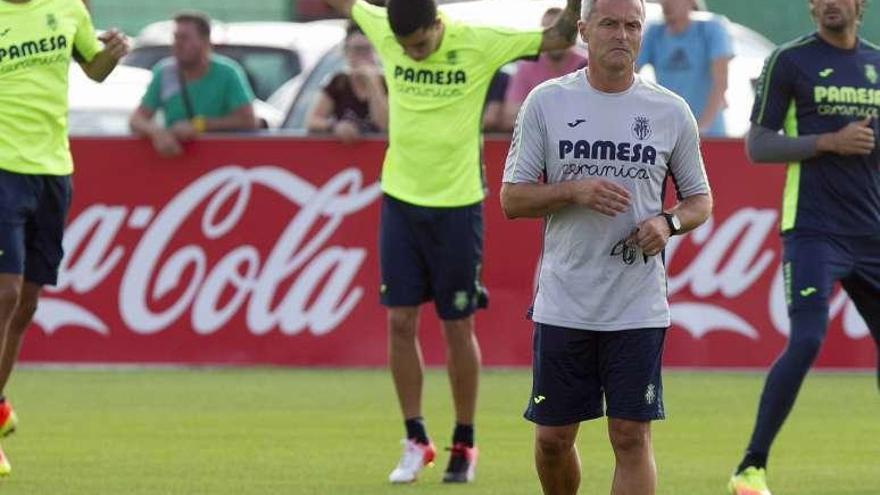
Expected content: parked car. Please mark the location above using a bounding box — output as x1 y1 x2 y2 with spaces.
282 0 774 137
122 20 346 105
68 65 152 135
274 42 346 133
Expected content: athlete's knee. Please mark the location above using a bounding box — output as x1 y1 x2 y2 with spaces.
608 419 650 457
10 292 39 334
442 317 475 340
785 332 825 364
388 307 419 340
535 426 577 458
786 310 828 363
0 282 22 319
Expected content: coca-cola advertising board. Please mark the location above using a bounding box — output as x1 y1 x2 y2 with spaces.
20 137 875 368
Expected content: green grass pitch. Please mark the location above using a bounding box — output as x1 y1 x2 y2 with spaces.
0 368 876 494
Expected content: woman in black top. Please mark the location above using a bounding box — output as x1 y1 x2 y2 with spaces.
307 23 388 144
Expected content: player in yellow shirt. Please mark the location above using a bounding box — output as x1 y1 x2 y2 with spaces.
322 0 582 483
0 0 129 477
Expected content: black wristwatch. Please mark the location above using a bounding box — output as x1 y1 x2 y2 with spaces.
661 212 682 236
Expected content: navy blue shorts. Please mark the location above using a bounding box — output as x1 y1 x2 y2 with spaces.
524 323 667 426
379 194 488 320
0 169 72 286
784 231 880 331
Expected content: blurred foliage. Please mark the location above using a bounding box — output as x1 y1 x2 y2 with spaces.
707 0 880 46
90 0 880 46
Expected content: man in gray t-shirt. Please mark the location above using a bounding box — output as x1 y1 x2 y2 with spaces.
500 0 713 493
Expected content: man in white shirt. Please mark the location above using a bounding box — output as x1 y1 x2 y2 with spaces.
501 0 713 493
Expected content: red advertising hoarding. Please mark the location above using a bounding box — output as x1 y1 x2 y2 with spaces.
19 137 875 368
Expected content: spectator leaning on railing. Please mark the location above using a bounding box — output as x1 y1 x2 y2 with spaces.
307 22 388 144
129 11 258 157
636 0 733 137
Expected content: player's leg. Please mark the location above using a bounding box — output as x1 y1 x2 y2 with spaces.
535 424 581 495
388 307 424 424
0 274 23 446
608 419 655 495
600 327 666 495
0 282 36 478
0 282 39 397
526 323 603 495
441 315 480 431
840 234 880 391
387 306 437 484
439 315 481 483
0 276 23 384
379 195 435 483
731 233 849 494
423 201 487 482
841 275 880 390
0 174 71 397
0 169 41 477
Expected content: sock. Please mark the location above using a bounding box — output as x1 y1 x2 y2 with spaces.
452 423 474 447
404 417 429 445
737 451 768 473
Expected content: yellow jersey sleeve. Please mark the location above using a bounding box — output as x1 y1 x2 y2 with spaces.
351 0 392 48
73 0 101 63
475 27 542 73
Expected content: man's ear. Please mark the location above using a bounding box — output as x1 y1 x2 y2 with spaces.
577 20 590 44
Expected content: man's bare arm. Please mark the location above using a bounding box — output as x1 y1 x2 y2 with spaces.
203 104 259 132
501 178 631 219
629 193 713 256
666 193 713 235
540 0 581 52
697 56 731 133
79 29 129 82
322 0 357 17
129 106 161 137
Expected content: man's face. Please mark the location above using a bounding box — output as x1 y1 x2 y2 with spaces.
660 0 693 24
173 21 209 67
395 19 443 62
810 0 860 32
542 11 568 62
344 32 376 68
580 0 644 74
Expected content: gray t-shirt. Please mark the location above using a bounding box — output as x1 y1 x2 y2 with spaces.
503 71 710 331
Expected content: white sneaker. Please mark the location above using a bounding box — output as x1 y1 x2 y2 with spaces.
388 439 436 483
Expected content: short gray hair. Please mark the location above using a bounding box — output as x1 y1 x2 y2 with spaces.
581 0 647 20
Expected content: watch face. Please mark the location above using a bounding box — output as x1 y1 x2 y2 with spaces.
671 215 682 231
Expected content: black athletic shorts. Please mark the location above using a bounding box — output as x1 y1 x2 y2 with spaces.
524 322 667 426
379 194 488 320
0 169 72 286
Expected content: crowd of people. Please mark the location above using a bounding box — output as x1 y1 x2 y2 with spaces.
117 0 736 149
302 0 733 142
